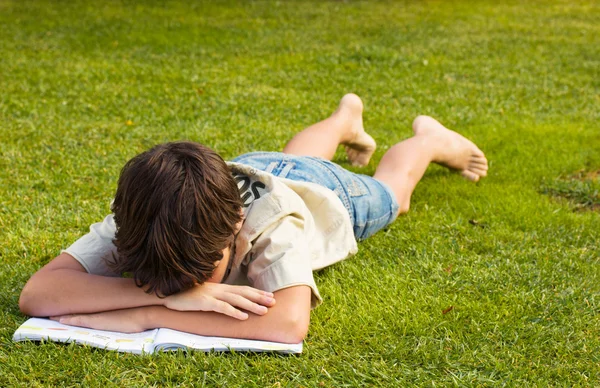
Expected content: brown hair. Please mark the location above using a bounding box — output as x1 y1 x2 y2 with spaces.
109 141 242 296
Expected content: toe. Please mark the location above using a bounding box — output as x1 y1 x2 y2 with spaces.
470 156 488 167
461 170 480 182
470 152 486 161
472 147 485 158
469 160 488 171
469 167 487 177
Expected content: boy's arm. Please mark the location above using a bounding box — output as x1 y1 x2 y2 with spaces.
53 285 312 344
19 253 274 319
19 253 161 317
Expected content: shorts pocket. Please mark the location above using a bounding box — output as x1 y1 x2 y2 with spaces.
343 174 370 197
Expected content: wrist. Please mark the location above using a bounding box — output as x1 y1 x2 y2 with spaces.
161 294 173 309
136 281 167 307
138 306 160 330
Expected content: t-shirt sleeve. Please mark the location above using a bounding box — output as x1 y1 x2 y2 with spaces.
246 214 322 308
62 214 120 277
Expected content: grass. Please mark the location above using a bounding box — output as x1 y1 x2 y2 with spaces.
542 170 600 211
1 0 599 385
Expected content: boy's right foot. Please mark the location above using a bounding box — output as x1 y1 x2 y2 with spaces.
412 115 488 182
336 94 377 167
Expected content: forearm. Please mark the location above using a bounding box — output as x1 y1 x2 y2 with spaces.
144 307 298 343
59 286 312 343
20 253 277 319
19 269 161 317
144 286 311 343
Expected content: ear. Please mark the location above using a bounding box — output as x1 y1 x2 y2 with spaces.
234 220 243 234
235 209 244 234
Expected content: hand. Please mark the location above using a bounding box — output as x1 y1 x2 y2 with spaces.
51 308 149 333
163 283 276 320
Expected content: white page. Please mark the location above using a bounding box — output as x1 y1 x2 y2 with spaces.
13 318 158 354
154 328 303 354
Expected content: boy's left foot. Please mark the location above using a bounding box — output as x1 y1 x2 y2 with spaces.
412 115 488 182
336 94 377 167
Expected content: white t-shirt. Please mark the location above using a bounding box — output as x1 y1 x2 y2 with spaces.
63 162 358 308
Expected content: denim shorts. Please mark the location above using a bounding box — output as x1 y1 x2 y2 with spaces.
232 152 399 240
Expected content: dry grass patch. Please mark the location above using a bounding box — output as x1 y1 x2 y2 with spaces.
542 169 600 212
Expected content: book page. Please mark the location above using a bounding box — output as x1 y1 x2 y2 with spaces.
13 318 158 354
154 328 303 354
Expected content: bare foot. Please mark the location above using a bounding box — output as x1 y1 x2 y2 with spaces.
336 94 377 167
412 115 488 182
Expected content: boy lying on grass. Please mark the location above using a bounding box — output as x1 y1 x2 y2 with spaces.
19 94 488 344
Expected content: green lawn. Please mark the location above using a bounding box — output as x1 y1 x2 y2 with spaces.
1 0 599 386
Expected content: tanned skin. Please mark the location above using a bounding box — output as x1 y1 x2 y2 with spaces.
19 94 487 343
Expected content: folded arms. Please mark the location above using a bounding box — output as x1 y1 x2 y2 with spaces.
19 253 311 344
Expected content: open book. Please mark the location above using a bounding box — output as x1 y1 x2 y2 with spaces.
13 318 302 354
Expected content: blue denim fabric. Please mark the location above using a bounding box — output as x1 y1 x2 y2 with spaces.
232 152 399 240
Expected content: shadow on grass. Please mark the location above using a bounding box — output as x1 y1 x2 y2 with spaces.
541 169 600 212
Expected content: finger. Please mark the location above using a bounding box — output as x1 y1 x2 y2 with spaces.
49 316 63 322
212 300 249 320
58 315 84 327
223 293 269 316
227 286 276 307
225 284 273 297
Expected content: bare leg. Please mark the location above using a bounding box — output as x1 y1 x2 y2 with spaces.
374 115 488 214
283 94 376 166
283 95 488 216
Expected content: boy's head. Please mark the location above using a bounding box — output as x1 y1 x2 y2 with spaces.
109 141 242 296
